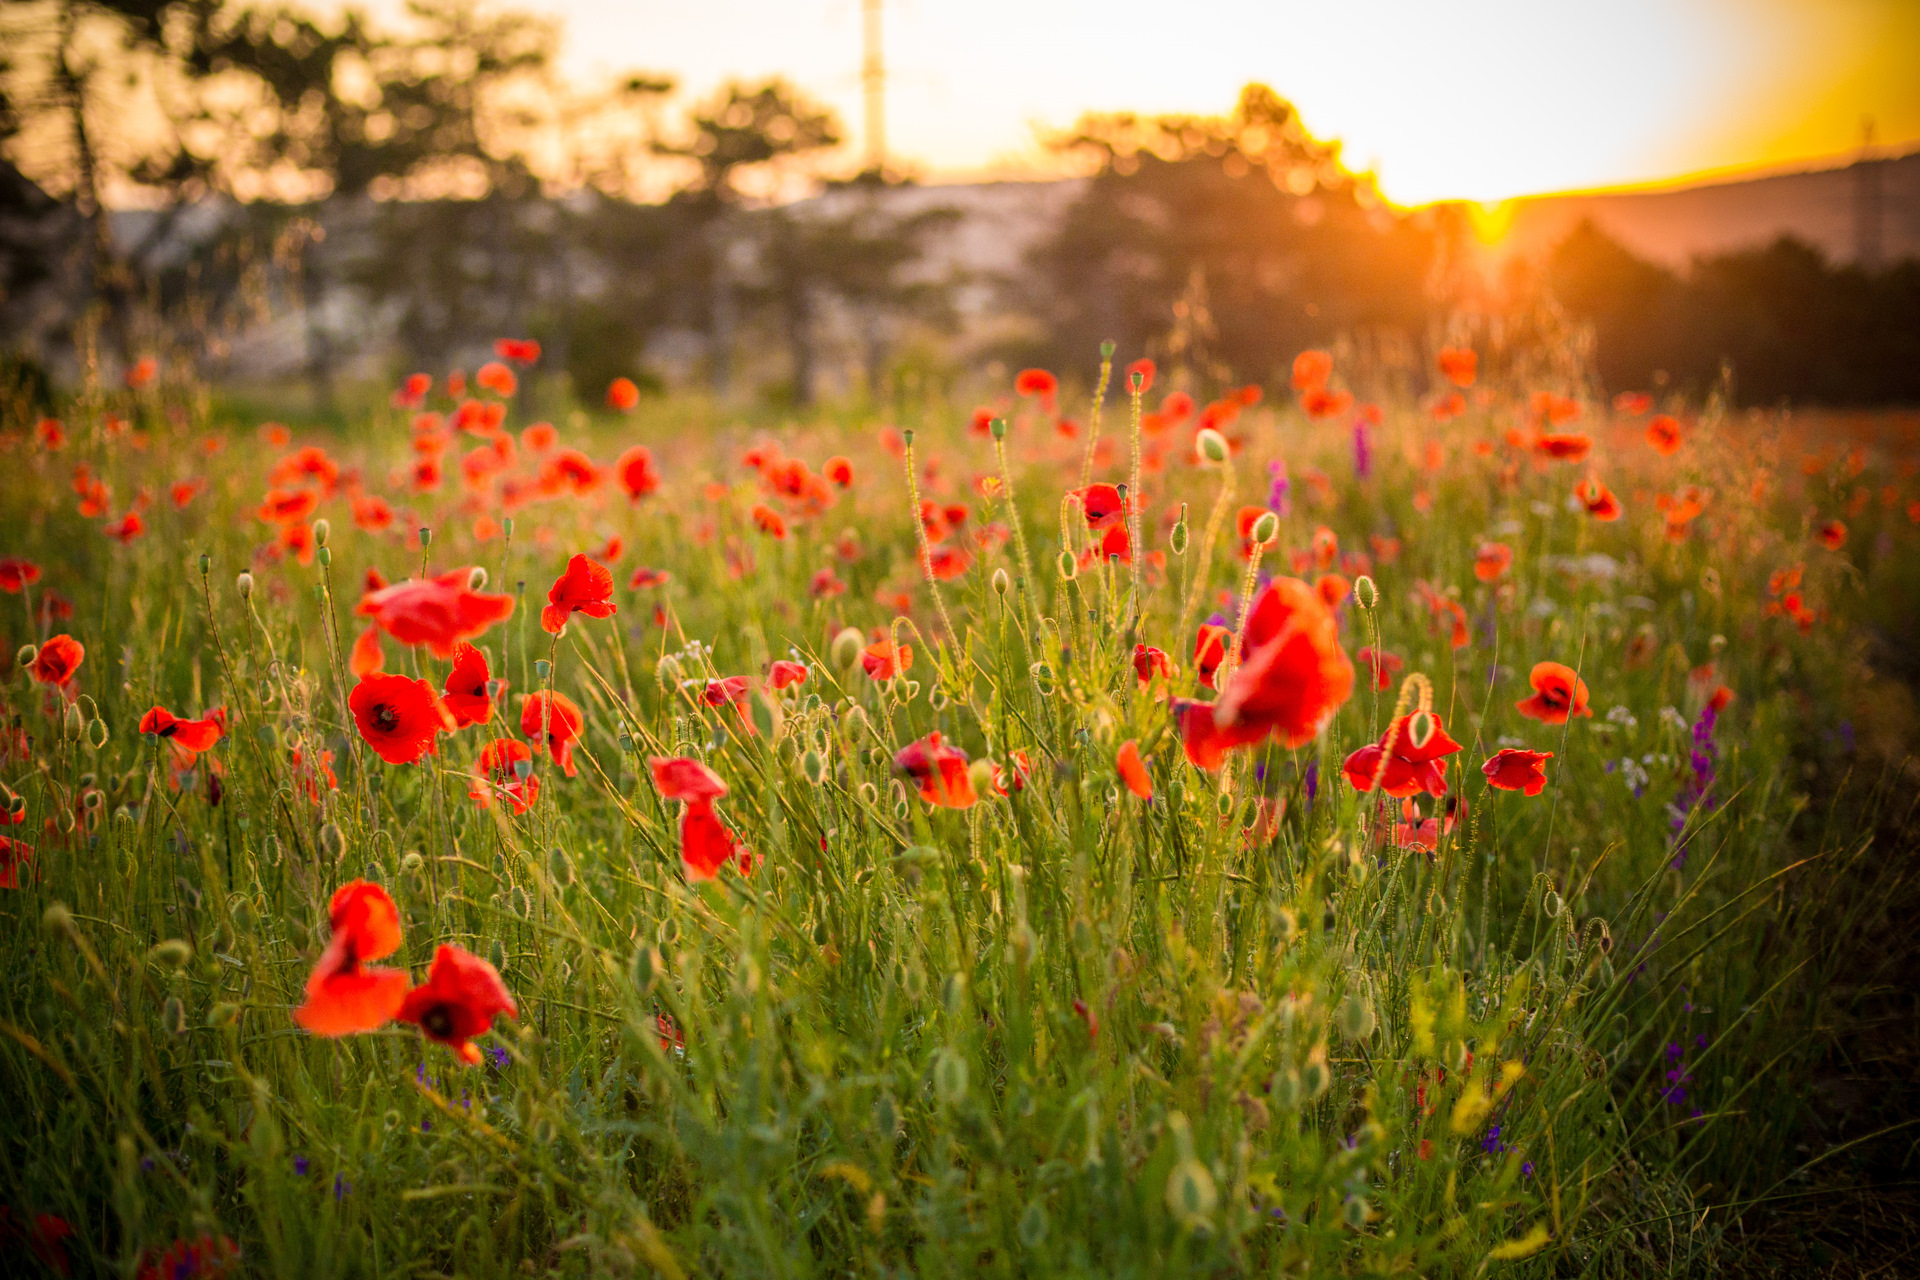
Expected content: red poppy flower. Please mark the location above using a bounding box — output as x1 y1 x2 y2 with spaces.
1212 578 1354 752
35 418 65 449
356 570 516 658
702 675 750 709
1134 643 1173 685
471 738 539 814
1482 748 1553 796
29 635 83 687
1534 433 1592 462
1645 415 1682 455
1515 661 1592 724
751 504 788 538
495 337 541 363
1816 520 1847 551
1301 387 1353 420
1315 573 1351 609
928 544 972 580
1574 476 1622 521
441 642 496 728
136 1235 238 1280
861 640 912 681
991 749 1032 795
1341 713 1464 798
1614 392 1652 415
352 494 395 532
1173 696 1231 770
521 691 583 776
769 660 809 690
349 624 384 677
541 554 616 635
809 568 846 598
397 943 517 1065
648 757 747 880
1116 739 1153 799
606 377 640 410
629 566 671 589
1474 542 1513 582
1291 349 1333 393
257 488 318 524
1071 483 1128 530
616 445 660 500
1356 646 1403 691
651 755 727 803
895 732 976 808
823 455 854 488
137 706 223 753
0 558 42 592
1437 346 1477 388
294 880 409 1036
350 674 452 764
1193 624 1231 690
1014 368 1057 399
0 835 33 889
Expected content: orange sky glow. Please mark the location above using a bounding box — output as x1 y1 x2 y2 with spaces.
464 0 1920 206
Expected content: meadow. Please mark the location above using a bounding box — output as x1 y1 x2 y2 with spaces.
0 341 1916 1278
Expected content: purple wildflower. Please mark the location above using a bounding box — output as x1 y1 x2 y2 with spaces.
1351 423 1373 480
1265 459 1291 516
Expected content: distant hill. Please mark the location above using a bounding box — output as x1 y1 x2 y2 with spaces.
1488 149 1920 268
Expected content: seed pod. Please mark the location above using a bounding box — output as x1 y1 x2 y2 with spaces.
1353 575 1378 610
990 417 1007 440
1196 428 1230 464
418 527 432 547
468 566 488 591
1250 511 1279 545
1100 339 1116 358
534 659 551 679
312 518 330 548
399 850 424 875
198 553 210 575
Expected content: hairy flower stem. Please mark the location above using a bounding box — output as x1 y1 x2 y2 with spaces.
993 431 1042 626
1177 462 1236 647
1125 378 1146 632
901 432 961 678
1219 539 1269 688
1078 348 1115 489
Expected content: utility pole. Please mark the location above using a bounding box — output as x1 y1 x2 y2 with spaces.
861 0 885 175
1854 116 1883 270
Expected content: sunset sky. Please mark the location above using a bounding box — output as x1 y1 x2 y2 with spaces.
482 0 1920 206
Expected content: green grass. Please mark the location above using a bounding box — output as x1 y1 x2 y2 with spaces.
0 361 1914 1277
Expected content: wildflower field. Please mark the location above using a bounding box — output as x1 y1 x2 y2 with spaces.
1 344 1917 1277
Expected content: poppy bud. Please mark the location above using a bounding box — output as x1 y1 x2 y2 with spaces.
750 691 779 739
235 572 253 598
1343 1195 1369 1229
487 937 507 974
42 902 75 941
1196 429 1229 464
1300 1045 1331 1099
1170 521 1189 555
63 704 83 740
967 759 995 798
1056 551 1076 581
418 526 432 546
632 944 663 993
933 1048 968 1105
78 694 98 721
209 1001 240 1028
841 704 870 741
162 996 188 1037
1030 662 1055 695
503 517 515 538
858 781 879 806
317 547 331 568
312 518 330 548
514 756 533 781
1353 575 1377 610
318 822 346 861
831 627 865 669
1100 339 1116 359
88 719 109 749
468 567 488 591
16 644 37 667
991 568 1010 596
990 418 1006 440
1215 789 1234 817
802 749 826 786
1338 989 1376 1041
892 797 908 821
654 654 682 688
148 938 193 969
1250 511 1279 545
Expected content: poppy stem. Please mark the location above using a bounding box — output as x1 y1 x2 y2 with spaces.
991 430 1041 628
899 431 960 676
1077 345 1114 490
1177 460 1235 649
1221 537 1270 686
1126 376 1146 630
